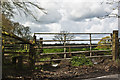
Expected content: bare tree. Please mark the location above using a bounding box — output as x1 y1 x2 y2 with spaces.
98 1 119 19
1 0 47 20
53 31 75 44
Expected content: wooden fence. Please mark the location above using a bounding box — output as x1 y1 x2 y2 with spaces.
2 32 36 68
34 30 119 62
2 30 119 68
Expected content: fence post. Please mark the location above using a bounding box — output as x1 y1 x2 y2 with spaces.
69 47 71 57
29 35 36 68
112 30 119 61
17 56 23 69
29 45 34 68
2 41 4 64
110 33 113 51
90 34 92 56
64 34 66 58
40 38 43 53
33 34 36 43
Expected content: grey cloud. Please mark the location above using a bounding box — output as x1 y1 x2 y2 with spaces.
29 25 50 33
36 9 62 24
60 20 87 32
70 9 109 21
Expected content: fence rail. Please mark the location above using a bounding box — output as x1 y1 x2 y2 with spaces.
38 50 112 56
35 55 113 62
36 39 112 42
34 32 112 35
40 44 112 49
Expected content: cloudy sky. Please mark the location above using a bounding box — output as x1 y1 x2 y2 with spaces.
11 0 118 33
10 0 120 43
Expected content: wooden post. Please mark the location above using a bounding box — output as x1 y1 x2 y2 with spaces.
2 45 4 64
64 34 66 58
40 38 43 53
33 34 36 43
12 57 17 64
29 35 36 68
112 30 119 61
110 33 113 51
29 45 35 68
69 47 71 57
17 56 23 69
2 39 4 64
90 34 92 56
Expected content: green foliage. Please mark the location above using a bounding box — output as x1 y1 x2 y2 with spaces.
71 55 93 66
43 48 64 53
96 36 111 49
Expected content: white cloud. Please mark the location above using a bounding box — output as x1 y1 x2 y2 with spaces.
11 0 118 35
62 1 113 21
23 22 51 33
46 23 61 32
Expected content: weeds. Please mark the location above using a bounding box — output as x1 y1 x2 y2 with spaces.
71 55 93 66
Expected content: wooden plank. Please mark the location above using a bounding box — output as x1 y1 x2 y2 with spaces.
34 33 112 35
41 44 112 49
64 34 66 58
112 30 119 60
86 55 112 58
90 34 92 56
4 42 30 44
43 44 111 49
2 31 32 45
4 52 29 54
39 50 112 55
35 55 112 62
36 39 112 42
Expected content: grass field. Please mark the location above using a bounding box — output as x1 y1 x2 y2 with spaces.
43 48 111 53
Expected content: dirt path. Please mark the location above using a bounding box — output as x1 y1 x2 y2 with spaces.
2 58 120 80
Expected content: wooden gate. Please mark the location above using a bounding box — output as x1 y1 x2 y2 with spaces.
33 30 119 63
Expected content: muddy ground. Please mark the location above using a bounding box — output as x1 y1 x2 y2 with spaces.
2 58 120 80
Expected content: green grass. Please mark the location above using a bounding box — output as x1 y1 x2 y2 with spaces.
42 47 111 53
43 48 89 53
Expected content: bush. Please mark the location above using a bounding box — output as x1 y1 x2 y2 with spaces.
71 55 93 66
96 36 111 50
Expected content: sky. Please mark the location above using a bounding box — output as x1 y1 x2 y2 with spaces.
10 0 119 42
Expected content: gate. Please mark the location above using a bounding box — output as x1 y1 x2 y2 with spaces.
33 30 119 63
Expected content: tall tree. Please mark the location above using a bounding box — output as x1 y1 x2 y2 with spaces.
1 1 46 39
13 22 31 39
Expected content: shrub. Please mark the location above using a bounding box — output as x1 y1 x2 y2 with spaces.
71 55 93 66
96 36 111 49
